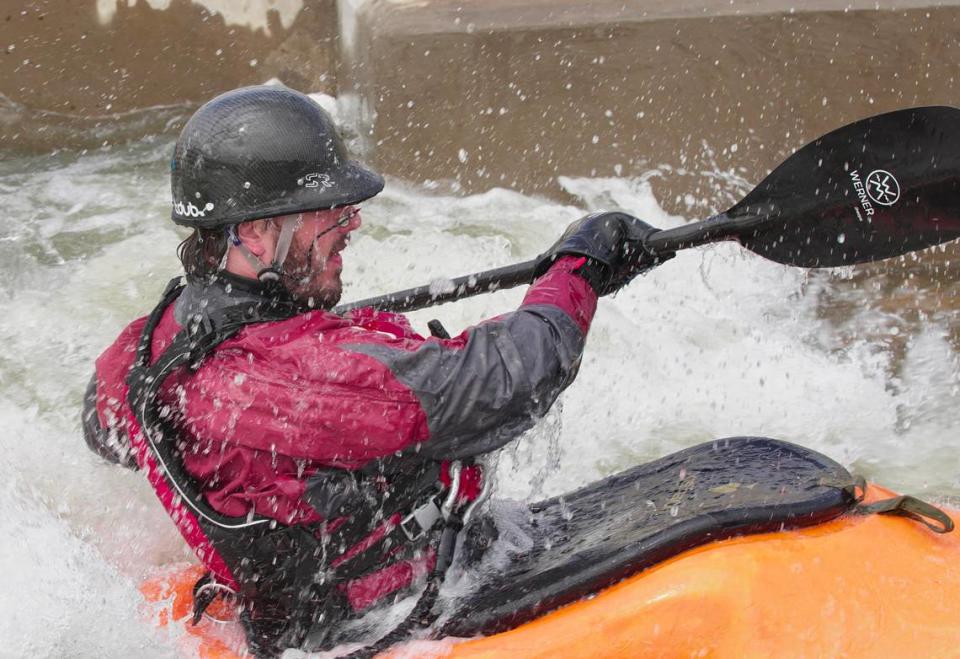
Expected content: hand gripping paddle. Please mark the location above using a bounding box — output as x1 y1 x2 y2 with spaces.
337 106 960 314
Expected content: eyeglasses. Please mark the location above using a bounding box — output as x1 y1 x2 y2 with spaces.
333 206 360 227
313 206 360 239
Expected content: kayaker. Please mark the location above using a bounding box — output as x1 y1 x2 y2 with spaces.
80 85 668 655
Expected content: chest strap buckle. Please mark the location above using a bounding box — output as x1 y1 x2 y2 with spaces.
398 460 464 541
399 497 443 541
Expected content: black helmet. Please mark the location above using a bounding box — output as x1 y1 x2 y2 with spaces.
170 85 384 229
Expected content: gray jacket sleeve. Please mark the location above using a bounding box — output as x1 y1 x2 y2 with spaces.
342 304 585 459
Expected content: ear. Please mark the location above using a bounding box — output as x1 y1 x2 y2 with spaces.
234 219 276 258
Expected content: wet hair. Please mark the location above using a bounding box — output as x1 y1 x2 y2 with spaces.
177 228 229 281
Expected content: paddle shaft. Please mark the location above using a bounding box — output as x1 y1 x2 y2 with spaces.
335 106 960 314
333 213 736 314
333 257 538 314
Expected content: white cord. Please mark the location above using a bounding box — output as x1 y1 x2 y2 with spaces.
138 377 270 530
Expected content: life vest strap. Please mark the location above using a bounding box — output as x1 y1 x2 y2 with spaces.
128 277 466 654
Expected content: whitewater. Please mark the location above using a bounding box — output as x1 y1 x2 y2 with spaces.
1 129 958 657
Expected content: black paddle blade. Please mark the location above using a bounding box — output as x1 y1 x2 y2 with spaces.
732 106 960 267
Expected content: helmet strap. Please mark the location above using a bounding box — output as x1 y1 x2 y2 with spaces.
271 214 300 272
225 215 301 284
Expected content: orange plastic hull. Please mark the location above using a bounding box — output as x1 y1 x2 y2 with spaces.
140 485 960 658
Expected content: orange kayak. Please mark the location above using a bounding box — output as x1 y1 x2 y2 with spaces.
141 482 960 658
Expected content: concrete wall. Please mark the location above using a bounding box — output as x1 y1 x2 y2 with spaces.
347 0 960 212
3 0 959 215
0 0 338 151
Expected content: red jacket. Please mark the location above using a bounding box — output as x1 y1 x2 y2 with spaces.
88 257 596 609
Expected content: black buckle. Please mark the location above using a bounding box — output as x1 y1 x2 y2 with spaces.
191 572 238 625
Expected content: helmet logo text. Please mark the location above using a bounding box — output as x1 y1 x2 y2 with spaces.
174 200 215 218
302 173 335 189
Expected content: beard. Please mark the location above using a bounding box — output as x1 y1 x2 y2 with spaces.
280 235 345 310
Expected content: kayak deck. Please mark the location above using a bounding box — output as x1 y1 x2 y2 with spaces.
438 483 960 659
440 437 855 638
138 439 960 658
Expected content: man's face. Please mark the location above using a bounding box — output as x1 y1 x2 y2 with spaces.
280 206 362 308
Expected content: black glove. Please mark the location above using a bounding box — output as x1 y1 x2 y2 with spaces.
534 211 674 295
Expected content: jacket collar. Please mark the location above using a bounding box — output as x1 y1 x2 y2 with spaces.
173 272 306 327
